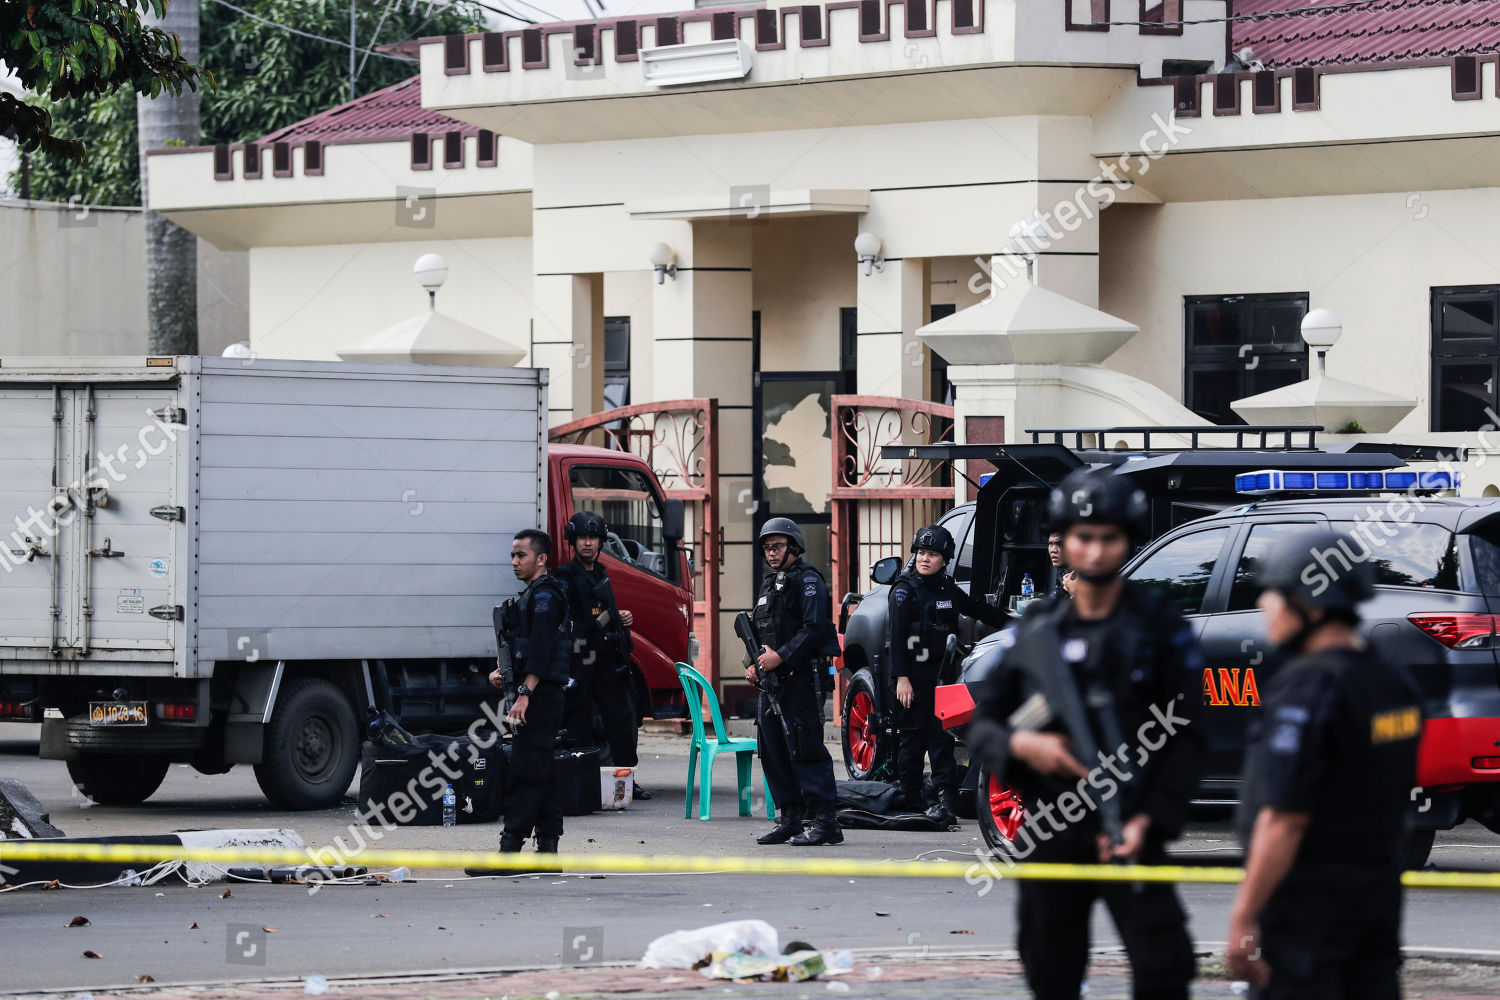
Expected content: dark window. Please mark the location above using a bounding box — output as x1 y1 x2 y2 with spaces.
929 303 956 406
1128 527 1230 615
1184 293 1308 424
840 307 858 394
1228 522 1317 611
603 316 630 408
1431 285 1500 431
1468 527 1500 596
1327 521 1459 591
568 465 677 585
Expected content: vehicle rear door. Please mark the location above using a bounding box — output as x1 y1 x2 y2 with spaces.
1124 522 1240 778
1194 517 1324 784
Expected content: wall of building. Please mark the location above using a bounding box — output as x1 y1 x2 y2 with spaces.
753 216 857 373
1099 187 1500 433
0 200 246 358
246 236 533 362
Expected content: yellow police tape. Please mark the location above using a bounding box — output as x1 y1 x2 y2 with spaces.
2 841 1499 890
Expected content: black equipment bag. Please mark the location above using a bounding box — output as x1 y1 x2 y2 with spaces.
554 745 602 816
359 732 506 826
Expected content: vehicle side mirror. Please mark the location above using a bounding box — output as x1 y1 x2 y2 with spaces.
662 498 685 541
870 556 901 586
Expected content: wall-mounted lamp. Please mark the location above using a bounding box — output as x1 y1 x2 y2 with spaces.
648 242 678 284
413 252 449 310
1007 218 1048 283
1300 308 1342 375
855 231 884 276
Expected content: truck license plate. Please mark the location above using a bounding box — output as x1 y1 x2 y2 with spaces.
89 701 148 727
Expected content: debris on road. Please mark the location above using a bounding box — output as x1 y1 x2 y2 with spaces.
639 919 779 969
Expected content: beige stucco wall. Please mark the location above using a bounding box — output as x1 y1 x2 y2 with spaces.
1100 188 1500 432
0 200 246 358
753 216 856 374
246 236 533 362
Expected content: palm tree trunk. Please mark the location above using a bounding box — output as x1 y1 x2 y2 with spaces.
137 0 201 355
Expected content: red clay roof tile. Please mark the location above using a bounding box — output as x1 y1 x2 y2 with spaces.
1232 0 1500 68
257 76 478 146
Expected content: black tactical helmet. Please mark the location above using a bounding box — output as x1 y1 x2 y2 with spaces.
1257 527 1375 613
758 516 806 555
910 524 955 562
1047 467 1150 541
565 510 608 544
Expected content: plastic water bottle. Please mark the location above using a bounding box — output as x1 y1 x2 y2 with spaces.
1021 572 1035 601
442 784 457 827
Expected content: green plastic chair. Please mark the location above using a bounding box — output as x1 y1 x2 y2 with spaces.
675 662 775 821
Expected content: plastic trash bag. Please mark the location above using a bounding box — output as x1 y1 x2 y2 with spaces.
638 919 779 969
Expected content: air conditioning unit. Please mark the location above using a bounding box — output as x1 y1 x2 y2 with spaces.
640 38 754 87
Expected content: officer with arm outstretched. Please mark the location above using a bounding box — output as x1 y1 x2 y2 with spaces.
748 517 844 847
886 523 1008 825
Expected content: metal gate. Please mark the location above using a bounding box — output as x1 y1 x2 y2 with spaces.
548 399 720 683
828 395 956 720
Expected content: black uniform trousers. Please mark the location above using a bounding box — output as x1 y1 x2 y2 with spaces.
505 682 565 843
894 676 957 808
563 653 640 767
1016 834 1194 1000
756 667 837 812
1252 864 1402 1000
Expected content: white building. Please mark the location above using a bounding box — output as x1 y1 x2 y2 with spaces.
145 0 1500 682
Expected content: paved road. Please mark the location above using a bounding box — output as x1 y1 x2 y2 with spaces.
2 726 1498 995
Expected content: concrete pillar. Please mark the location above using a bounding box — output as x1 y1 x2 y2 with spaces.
651 221 755 687
855 256 929 399
533 272 603 425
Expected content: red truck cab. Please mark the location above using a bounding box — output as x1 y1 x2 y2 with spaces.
546 445 695 719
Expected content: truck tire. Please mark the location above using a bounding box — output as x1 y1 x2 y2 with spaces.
253 677 359 811
841 668 894 782
66 755 171 806
1402 828 1435 871
974 763 1028 858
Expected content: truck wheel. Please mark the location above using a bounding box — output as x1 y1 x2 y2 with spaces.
974 763 1028 857
841 669 894 781
66 755 170 805
253 678 359 810
1402 828 1435 870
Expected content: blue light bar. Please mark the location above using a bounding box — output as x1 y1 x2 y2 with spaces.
979 473 994 487
1236 469 1461 496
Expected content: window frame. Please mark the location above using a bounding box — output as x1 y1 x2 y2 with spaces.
1430 284 1500 431
1221 517 1325 614
566 462 679 586
1183 292 1309 425
1123 523 1239 616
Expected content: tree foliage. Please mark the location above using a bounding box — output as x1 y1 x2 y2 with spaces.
8 0 482 205
1 0 209 161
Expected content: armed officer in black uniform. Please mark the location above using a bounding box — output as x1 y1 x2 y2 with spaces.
887 523 1008 825
556 512 641 775
1226 528 1423 999
748 517 844 847
968 468 1205 1000
467 528 571 873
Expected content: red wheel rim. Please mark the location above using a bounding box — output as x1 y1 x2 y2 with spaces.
848 690 875 772
988 774 1025 842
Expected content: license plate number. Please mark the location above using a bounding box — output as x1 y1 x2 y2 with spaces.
89 701 148 727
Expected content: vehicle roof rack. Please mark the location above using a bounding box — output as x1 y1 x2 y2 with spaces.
1026 425 1320 452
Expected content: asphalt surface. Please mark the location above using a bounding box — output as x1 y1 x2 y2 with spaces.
2 725 1499 996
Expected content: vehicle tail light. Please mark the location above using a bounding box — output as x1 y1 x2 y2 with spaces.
1474 757 1500 770
159 702 196 721
1408 613 1500 649
0 701 30 718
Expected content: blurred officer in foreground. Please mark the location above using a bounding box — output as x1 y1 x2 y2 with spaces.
968 467 1205 1000
887 523 1008 825
748 517 844 847
467 528 571 873
1227 528 1422 999
557 511 646 796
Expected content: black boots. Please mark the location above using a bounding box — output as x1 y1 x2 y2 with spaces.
790 805 843 847
464 833 536 876
757 806 805 845
925 788 957 829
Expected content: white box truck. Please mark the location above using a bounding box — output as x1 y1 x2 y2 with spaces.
0 357 695 809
